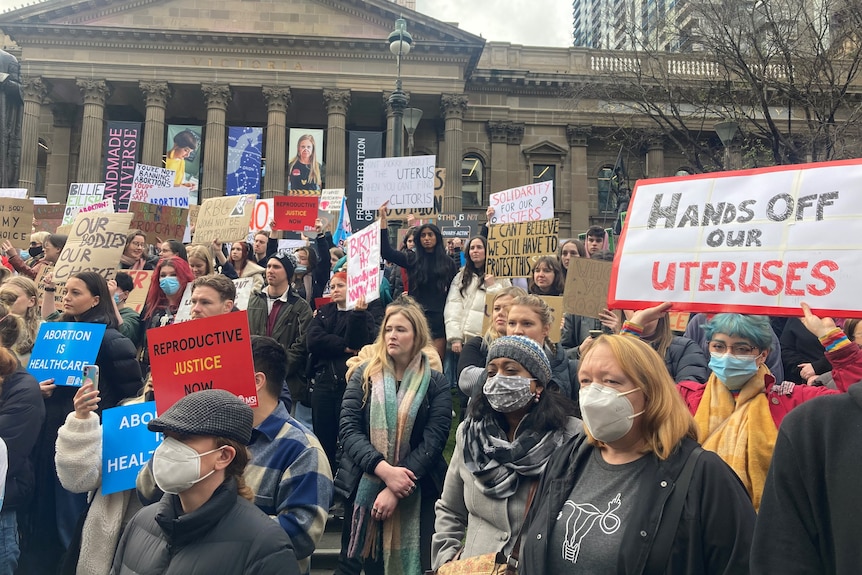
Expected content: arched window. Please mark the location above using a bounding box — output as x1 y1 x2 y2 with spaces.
597 165 615 213
462 154 484 207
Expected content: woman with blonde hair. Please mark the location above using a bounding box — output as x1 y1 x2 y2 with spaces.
0 276 40 362
520 334 755 573
186 244 214 278
335 297 452 575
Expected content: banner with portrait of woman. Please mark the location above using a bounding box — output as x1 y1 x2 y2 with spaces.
287 128 324 195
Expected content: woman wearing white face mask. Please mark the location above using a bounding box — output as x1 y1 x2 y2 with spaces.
520 334 755 574
625 303 851 511
111 389 301 575
432 336 579 571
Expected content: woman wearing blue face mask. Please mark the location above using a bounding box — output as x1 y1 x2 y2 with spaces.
138 257 195 375
432 336 579 571
625 302 852 511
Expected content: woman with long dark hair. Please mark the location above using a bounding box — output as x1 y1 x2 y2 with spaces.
119 231 156 270
528 255 565 296
222 241 264 294
379 206 458 362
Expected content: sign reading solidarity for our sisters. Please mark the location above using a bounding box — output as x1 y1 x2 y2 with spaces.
489 182 555 223
128 201 189 246
346 223 381 310
130 163 176 204
101 401 162 495
0 197 34 249
27 322 107 386
610 160 862 317
63 183 105 225
52 212 133 285
193 195 255 244
273 195 319 232
147 311 258 414
363 155 436 210
486 218 560 278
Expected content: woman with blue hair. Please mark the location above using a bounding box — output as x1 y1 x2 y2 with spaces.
624 302 855 511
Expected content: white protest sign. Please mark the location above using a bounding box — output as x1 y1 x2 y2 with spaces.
0 188 27 198
233 277 255 310
130 164 177 204
172 283 195 324
489 181 555 223
610 160 862 318
249 199 274 233
362 155 436 210
63 183 105 225
319 188 345 212
78 197 114 215
146 186 189 208
346 223 381 310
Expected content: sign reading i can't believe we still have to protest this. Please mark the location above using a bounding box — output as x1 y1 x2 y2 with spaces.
101 401 162 495
27 322 107 386
486 218 560 278
610 159 862 318
147 311 258 414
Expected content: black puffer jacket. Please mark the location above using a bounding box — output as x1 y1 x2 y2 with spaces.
334 361 452 500
0 368 45 510
662 335 709 384
110 478 300 575
306 303 376 384
97 327 144 411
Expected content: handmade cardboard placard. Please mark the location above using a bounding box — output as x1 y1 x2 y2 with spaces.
319 188 345 212
130 163 177 204
63 183 105 225
33 204 66 233
128 201 189 245
364 155 436 210
346 223 381 310
0 197 34 249
193 195 255 244
486 218 560 278
563 257 614 320
387 168 445 219
488 182 554 224
123 270 155 314
52 212 133 286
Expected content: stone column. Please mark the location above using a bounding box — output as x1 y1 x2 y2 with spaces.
200 83 231 200
323 88 350 189
566 125 591 235
646 136 665 178
76 79 110 182
440 94 469 213
19 76 48 193
486 121 509 197
46 104 75 203
139 81 171 167
506 123 525 188
383 92 396 158
262 86 291 199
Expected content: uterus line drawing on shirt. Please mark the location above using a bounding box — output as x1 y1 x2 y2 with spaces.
558 493 622 564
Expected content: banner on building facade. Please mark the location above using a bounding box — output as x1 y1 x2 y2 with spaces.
287 128 324 194
165 125 202 206
226 127 263 197
346 131 383 231
102 121 141 212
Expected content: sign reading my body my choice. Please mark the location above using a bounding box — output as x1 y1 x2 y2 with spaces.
27 322 106 386
147 311 258 414
101 401 162 496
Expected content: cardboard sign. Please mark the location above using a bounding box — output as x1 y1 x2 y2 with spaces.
489 182 555 223
128 202 189 245
486 218 560 278
668 311 691 332
101 402 162 496
273 195 319 232
346 223 381 310
363 155 436 210
232 277 255 311
610 159 862 318
563 257 614 319
35 264 63 308
130 164 177 204
147 186 189 208
193 195 255 245
53 212 133 285
147 310 258 414
0 188 27 198
27 322 107 386
319 188 345 212
123 270 155 314
0 197 34 249
63 183 105 225
480 292 563 342
34 204 66 233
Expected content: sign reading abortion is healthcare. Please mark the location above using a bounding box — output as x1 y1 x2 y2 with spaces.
101 401 162 495
27 322 107 386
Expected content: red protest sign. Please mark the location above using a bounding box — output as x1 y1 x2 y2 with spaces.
273 195 319 232
147 311 258 414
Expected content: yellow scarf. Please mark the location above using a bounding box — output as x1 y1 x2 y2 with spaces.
693 365 777 511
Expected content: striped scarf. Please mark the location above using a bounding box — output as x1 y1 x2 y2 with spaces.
347 352 430 575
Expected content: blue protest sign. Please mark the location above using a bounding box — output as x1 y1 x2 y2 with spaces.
101 402 162 496
27 322 106 386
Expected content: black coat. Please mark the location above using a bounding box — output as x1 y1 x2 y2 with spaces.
334 361 452 500
111 478 300 575
0 368 45 510
663 335 709 384
97 327 144 411
306 303 376 384
520 435 755 575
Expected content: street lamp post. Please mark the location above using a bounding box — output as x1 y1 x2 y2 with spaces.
714 119 739 170
403 107 423 156
387 18 413 157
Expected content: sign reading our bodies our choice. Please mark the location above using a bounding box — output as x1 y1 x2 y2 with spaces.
489 182 555 223
610 160 862 317
101 401 162 495
363 155 436 210
28 322 106 386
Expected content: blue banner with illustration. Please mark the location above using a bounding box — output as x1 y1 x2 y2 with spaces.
101 402 162 495
165 125 203 206
27 322 106 386
226 127 263 197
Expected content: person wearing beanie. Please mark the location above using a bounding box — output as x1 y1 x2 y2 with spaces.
247 251 314 428
432 335 580 571
110 390 301 575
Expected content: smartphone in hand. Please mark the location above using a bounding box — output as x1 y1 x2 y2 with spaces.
82 365 99 392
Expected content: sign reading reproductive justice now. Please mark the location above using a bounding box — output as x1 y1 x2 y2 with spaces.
27 322 107 386
101 401 162 496
610 159 862 318
147 311 258 414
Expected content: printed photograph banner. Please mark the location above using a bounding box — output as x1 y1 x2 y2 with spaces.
346 223 381 310
610 159 862 318
63 183 105 225
489 181 555 224
166 125 202 206
27 322 107 386
346 131 383 231
0 197 34 249
101 402 161 496
287 128 324 194
226 126 263 197
363 155 436 211
486 218 560 278
53 212 133 285
102 121 141 212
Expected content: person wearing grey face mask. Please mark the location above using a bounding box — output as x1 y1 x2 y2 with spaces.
432 335 580 571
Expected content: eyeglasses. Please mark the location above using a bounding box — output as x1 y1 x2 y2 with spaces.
131 242 146 248
709 341 757 355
